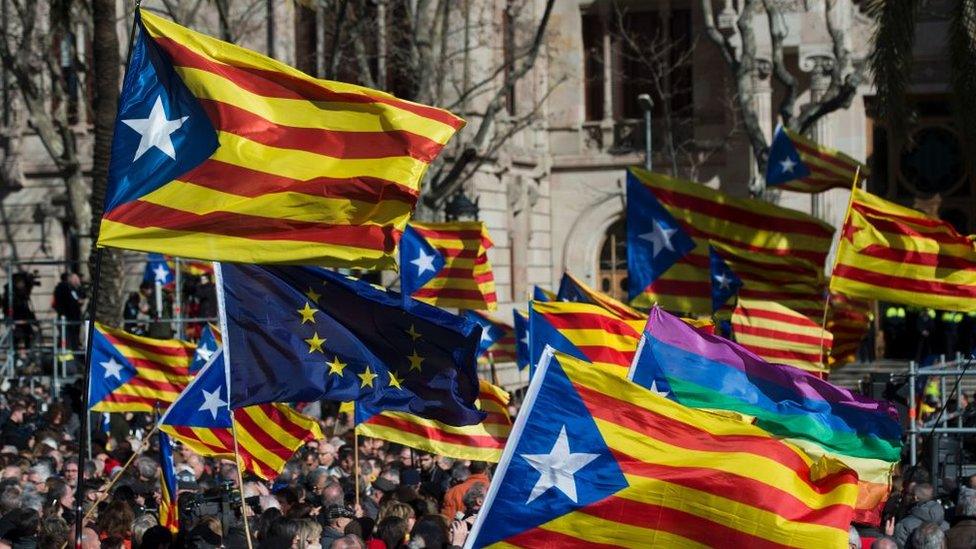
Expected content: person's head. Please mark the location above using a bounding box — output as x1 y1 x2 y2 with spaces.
8 404 25 424
139 525 173 549
187 454 206 479
912 482 936 504
139 281 154 296
331 534 366 549
462 482 486 514
291 517 322 549
68 273 81 287
410 515 449 548
870 537 898 549
321 480 344 509
960 493 976 518
469 461 488 476
46 477 73 510
371 477 396 504
276 487 301 515
135 456 158 482
316 443 337 468
95 497 135 539
131 513 158 547
416 452 434 472
323 504 356 531
28 462 51 492
307 468 329 496
376 516 408 549
909 521 947 549
450 462 470 486
0 484 22 515
338 447 355 473
62 457 79 487
848 526 861 549
38 515 69 549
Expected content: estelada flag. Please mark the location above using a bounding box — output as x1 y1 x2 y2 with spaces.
88 323 194 413
831 187 976 311
766 125 868 193
98 10 462 269
346 380 512 462
468 349 859 548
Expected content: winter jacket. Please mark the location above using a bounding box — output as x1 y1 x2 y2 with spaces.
894 499 951 548
948 518 976 549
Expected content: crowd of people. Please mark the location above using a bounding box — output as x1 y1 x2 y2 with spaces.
0 377 489 548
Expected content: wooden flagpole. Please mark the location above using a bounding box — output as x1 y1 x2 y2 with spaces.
230 416 255 548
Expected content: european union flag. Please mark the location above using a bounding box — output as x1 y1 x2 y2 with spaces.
143 253 174 286
218 263 484 426
625 171 695 300
513 310 530 370
709 246 742 312
464 311 503 357
399 225 445 307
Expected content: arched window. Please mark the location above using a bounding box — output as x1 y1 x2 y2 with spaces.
598 218 628 300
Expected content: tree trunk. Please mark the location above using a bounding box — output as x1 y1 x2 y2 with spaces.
88 0 123 327
294 4 318 76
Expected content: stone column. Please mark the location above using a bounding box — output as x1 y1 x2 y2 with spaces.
752 58 773 188
801 54 835 219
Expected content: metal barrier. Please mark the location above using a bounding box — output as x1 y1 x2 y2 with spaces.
907 354 976 485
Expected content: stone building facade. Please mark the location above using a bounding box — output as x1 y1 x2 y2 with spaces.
0 0 962 343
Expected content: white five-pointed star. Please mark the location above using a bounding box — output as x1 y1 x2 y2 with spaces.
153 264 169 283
779 157 798 174
101 358 124 380
521 333 530 346
649 379 670 397
480 328 493 343
713 272 732 290
199 387 227 420
121 96 188 162
410 250 437 276
521 425 599 504
638 219 678 258
195 345 214 363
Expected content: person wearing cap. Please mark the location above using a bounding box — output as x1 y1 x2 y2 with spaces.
365 477 396 520
320 504 356 547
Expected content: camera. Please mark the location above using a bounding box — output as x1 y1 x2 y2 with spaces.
178 479 242 536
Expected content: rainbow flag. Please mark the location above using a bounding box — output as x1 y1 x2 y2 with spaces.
469 350 859 547
827 293 873 368
160 349 323 479
98 10 462 269
557 273 645 320
347 380 511 462
627 168 834 315
831 187 976 311
88 323 194 413
408 221 497 310
529 301 644 376
766 126 868 193
158 430 179 532
630 307 901 525
732 298 832 373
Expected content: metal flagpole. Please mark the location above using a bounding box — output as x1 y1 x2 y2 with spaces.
354 430 361 509
73 247 102 548
74 7 142 542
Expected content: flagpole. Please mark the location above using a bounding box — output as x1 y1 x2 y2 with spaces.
354 430 361 510
230 417 255 549
74 3 141 545
73 246 102 549
818 166 862 369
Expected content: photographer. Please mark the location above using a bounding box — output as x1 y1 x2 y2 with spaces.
52 272 85 351
3 272 38 372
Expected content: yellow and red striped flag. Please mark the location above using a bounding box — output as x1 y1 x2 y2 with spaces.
830 187 976 311
88 324 194 413
468 350 859 548
345 380 511 462
557 272 646 320
732 298 833 373
826 293 873 368
409 221 497 310
628 168 835 315
711 241 826 320
98 10 462 269
159 349 323 480
529 300 645 376
766 126 869 193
